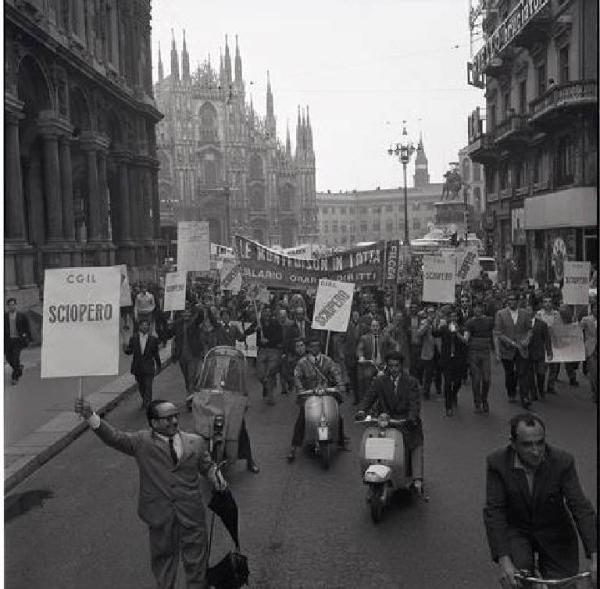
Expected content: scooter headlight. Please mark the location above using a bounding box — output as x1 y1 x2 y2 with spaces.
213 414 225 435
377 414 390 429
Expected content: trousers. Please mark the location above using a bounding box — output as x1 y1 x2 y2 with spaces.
501 353 530 402
469 350 491 406
256 348 282 402
136 374 155 408
442 361 463 410
5 337 24 381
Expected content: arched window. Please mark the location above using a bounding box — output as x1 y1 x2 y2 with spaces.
249 185 265 210
199 102 218 141
205 160 217 187
249 154 263 180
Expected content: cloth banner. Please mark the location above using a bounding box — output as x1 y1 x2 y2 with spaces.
41 267 121 378
118 265 132 307
311 279 355 332
455 246 480 282
177 221 210 272
383 240 401 285
422 255 456 303
231 321 257 358
547 322 585 363
234 235 383 290
163 271 187 312
562 261 590 305
220 260 243 294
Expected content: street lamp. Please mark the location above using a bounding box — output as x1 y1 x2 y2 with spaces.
388 121 416 245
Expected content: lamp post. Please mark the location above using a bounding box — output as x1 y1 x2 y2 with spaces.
388 121 416 245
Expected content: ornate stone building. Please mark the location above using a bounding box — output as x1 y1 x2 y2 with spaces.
155 34 318 250
5 0 162 306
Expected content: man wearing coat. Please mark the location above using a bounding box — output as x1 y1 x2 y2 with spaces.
527 312 552 401
124 317 162 409
356 318 385 402
75 397 227 589
484 413 597 588
494 292 533 408
581 297 598 403
4 297 32 385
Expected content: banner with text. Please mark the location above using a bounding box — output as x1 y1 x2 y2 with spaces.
422 255 456 303
383 240 401 285
177 221 210 272
41 267 121 378
220 260 243 294
311 279 355 332
562 261 590 305
547 322 585 363
234 235 383 289
163 271 187 312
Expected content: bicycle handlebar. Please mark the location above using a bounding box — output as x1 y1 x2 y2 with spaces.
296 388 341 398
354 415 408 426
514 570 591 586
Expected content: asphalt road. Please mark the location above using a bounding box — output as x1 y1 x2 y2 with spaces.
5 359 597 589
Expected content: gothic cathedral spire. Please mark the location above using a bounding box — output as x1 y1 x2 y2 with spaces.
224 35 232 84
266 70 275 138
158 42 164 82
170 29 179 81
181 30 190 81
234 35 243 85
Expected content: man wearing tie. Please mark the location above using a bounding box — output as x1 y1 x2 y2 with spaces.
356 319 384 402
382 293 395 327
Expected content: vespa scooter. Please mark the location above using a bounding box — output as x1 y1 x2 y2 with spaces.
356 413 428 522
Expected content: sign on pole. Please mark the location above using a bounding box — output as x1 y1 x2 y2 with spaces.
118 265 132 307
422 255 456 303
220 260 242 294
311 279 355 332
246 282 270 305
455 246 480 282
177 221 210 272
41 266 121 378
547 322 585 363
163 271 187 312
562 261 590 305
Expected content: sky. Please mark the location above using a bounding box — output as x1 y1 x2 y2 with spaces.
151 0 485 192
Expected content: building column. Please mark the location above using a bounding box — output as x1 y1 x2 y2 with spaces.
114 153 132 243
58 136 76 241
97 150 110 240
4 100 26 241
39 128 64 242
128 163 140 240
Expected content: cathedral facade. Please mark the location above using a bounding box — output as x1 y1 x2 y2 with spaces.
5 0 163 306
155 34 318 250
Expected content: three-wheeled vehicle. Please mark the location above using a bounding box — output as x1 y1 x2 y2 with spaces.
190 346 249 466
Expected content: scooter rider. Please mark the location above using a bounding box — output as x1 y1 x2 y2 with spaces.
286 337 349 463
355 351 425 493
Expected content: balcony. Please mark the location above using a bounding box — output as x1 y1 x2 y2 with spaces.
529 80 598 125
510 1 552 50
494 113 531 146
468 132 499 164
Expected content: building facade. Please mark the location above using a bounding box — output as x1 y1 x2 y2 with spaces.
155 34 318 251
467 0 598 285
316 139 445 246
4 0 163 306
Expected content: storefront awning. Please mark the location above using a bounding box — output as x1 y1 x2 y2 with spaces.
524 187 598 230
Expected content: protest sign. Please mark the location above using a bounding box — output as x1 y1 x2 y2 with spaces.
455 246 480 282
118 265 132 307
311 279 355 332
41 267 121 378
384 240 401 285
562 261 590 305
177 221 210 272
547 322 585 363
422 255 456 303
220 260 243 294
231 321 257 358
163 271 187 312
246 282 270 304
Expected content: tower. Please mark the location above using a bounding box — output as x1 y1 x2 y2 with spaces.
224 35 232 85
285 121 292 157
181 30 190 81
266 70 276 138
306 105 313 155
170 29 179 81
413 131 430 188
234 35 243 88
158 42 164 82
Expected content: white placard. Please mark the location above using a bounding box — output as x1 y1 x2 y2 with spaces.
562 261 590 305
118 265 132 307
311 279 355 332
41 266 121 378
455 246 480 282
422 255 456 303
547 322 586 363
177 221 210 272
163 271 187 312
220 260 242 294
231 321 257 358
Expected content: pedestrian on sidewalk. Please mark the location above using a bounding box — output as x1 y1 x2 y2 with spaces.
124 317 162 409
74 397 227 589
4 298 31 385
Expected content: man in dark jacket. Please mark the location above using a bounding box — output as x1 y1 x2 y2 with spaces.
251 306 283 405
124 317 162 409
4 297 32 385
484 413 597 588
527 312 552 401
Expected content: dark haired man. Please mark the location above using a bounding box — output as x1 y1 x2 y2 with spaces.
484 413 597 588
4 297 31 385
75 397 226 589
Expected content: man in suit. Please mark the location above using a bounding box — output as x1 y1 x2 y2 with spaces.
124 317 162 409
494 292 533 408
381 293 395 327
581 297 598 403
5 298 32 385
484 413 597 588
356 318 385 402
75 397 227 589
355 351 425 494
527 310 552 401
171 306 196 395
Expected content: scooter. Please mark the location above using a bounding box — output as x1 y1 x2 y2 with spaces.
355 413 427 523
296 386 341 470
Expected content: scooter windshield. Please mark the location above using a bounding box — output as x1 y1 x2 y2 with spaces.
197 354 245 393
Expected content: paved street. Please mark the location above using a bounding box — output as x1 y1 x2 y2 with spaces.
5 360 596 589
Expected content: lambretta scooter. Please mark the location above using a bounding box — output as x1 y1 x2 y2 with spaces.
356 413 428 522
296 386 341 470
190 346 249 468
